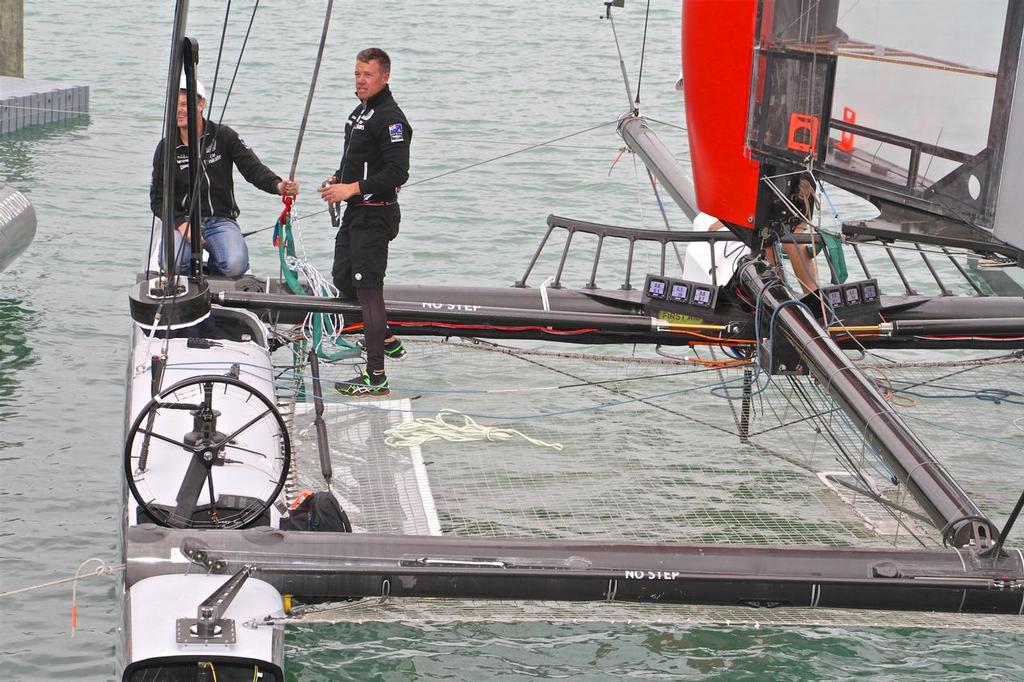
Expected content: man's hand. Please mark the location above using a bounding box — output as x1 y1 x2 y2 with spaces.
277 179 300 197
319 179 360 203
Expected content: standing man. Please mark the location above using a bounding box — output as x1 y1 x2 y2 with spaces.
320 47 411 398
150 76 299 277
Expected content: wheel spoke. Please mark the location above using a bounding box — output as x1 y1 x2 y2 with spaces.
137 427 194 452
223 442 268 458
212 407 274 449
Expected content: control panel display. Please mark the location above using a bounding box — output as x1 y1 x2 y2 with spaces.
692 286 714 308
861 281 878 303
821 279 880 311
642 274 720 314
647 278 667 299
669 282 690 303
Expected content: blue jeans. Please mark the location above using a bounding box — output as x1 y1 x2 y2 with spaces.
160 216 250 277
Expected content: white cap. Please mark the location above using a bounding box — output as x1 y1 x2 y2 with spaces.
179 73 207 100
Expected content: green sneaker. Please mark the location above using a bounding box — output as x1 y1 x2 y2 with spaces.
335 369 390 398
357 337 408 361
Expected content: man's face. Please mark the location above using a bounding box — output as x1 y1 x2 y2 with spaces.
354 59 389 102
175 91 206 128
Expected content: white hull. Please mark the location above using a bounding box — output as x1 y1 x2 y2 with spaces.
122 307 288 678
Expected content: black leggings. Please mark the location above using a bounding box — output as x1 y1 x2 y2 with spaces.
357 287 388 375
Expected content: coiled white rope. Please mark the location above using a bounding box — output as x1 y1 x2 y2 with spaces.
384 409 563 451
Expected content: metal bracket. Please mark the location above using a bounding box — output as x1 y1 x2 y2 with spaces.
176 616 237 645
175 564 253 644
181 539 227 573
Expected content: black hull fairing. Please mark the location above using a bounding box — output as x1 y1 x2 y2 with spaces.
207 276 1024 351
126 526 1024 614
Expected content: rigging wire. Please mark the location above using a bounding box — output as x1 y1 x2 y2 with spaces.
243 119 623 237
634 0 652 110
403 120 619 190
605 3 636 113
643 117 688 134
767 374 929 546
204 0 232 120
1 102 621 152
218 0 261 125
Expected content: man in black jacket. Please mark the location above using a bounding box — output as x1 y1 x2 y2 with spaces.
150 77 299 277
319 48 411 398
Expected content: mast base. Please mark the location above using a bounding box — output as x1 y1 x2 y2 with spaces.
129 275 211 331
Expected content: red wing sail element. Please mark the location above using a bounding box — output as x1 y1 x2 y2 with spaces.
681 0 760 230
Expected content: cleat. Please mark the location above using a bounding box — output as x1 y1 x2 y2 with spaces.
335 368 391 398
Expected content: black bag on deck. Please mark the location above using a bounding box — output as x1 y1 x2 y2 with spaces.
280 492 352 532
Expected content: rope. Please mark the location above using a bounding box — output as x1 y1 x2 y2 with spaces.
0 558 126 637
384 409 563 450
0 560 124 599
276 210 359 360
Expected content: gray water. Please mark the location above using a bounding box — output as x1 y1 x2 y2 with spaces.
1 1 1023 680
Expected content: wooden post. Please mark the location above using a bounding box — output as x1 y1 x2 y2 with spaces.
0 0 25 78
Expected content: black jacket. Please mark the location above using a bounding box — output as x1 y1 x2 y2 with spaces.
334 85 411 206
150 120 281 226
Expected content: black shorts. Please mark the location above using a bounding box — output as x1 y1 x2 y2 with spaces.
332 204 400 296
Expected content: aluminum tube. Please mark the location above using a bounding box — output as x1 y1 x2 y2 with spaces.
617 114 699 221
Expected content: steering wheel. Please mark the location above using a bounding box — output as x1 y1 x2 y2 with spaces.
124 374 291 529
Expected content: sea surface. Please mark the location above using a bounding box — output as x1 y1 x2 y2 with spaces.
1 1 1023 680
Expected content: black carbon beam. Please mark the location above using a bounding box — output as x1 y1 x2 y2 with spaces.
737 259 995 547
216 291 685 345
125 526 1024 614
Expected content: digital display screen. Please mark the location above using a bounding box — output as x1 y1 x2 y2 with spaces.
861 281 878 302
844 285 861 305
647 278 667 299
827 289 843 307
692 286 713 307
669 282 690 302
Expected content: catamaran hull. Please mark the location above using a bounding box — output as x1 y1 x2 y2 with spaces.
121 307 288 679
125 526 1024 614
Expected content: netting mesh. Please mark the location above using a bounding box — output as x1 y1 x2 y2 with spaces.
286 340 1024 549
279 339 1024 628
